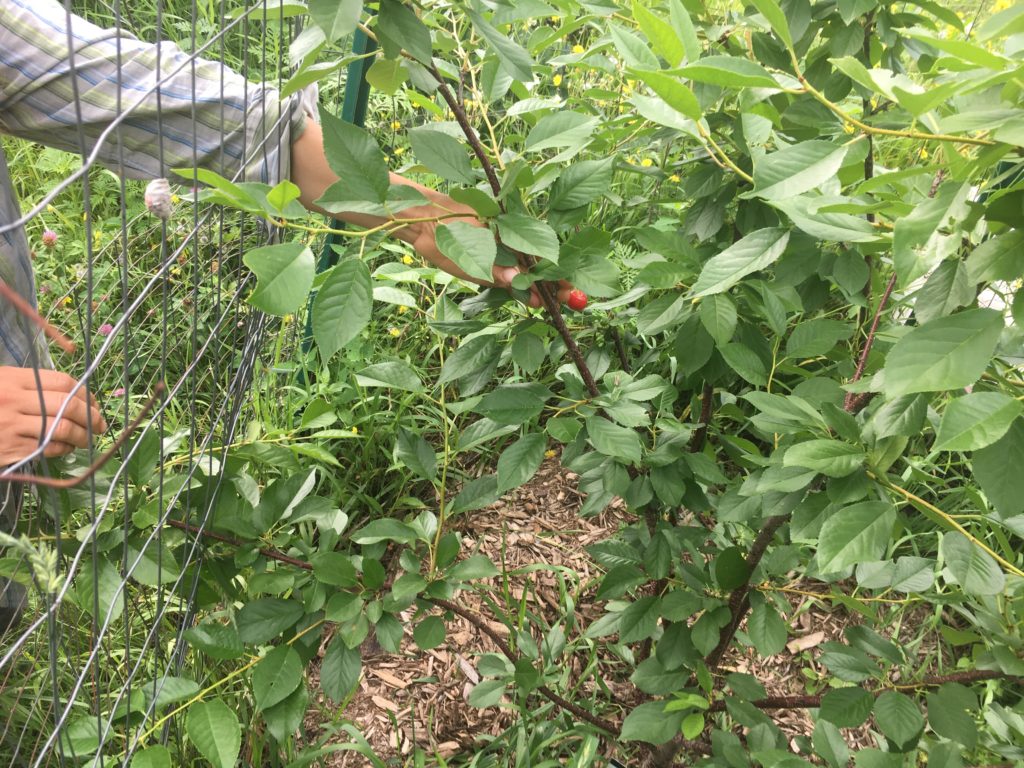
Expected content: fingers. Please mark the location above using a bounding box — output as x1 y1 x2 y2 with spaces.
42 441 76 458
23 391 107 436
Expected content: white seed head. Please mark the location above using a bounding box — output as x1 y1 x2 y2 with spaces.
144 178 174 220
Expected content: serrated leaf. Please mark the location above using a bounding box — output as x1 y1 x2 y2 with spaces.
699 293 737 344
882 309 1004 397
875 692 925 750
934 392 1022 451
435 222 497 284
448 555 500 580
351 519 420 544
748 598 787 655
183 621 243 661
629 69 702 121
675 55 778 88
413 615 446 650
309 0 361 42
818 502 894 573
469 9 534 81
748 0 793 48
243 243 314 317
252 645 303 711
313 259 372 361
186 699 240 768
355 361 423 392
524 112 597 152
549 158 615 210
439 335 500 384
940 531 1005 596
752 141 849 201
408 129 476 184
237 599 304 645
618 596 662 643
620 701 685 744
819 687 873 728
497 433 546 493
692 228 790 297
131 746 171 768
319 108 389 204
497 214 559 263
396 428 437 481
974 418 1024 517
784 440 863 478
320 635 362 702
377 0 432 63
633 1 685 66
587 416 643 464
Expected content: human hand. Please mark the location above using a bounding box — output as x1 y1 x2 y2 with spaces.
0 367 107 466
410 212 573 309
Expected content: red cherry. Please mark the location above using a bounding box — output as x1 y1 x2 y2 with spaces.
567 289 588 311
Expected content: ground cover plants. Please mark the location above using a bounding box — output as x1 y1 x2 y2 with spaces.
8 0 1024 766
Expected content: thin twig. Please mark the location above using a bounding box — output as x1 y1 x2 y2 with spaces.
688 382 714 453
0 383 165 488
166 518 313 570
0 279 77 354
844 272 897 412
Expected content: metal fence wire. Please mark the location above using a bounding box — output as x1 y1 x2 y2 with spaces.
0 1 314 764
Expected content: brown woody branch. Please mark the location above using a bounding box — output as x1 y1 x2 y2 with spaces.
166 517 314 571
844 272 897 413
0 383 165 489
688 382 714 453
0 279 76 354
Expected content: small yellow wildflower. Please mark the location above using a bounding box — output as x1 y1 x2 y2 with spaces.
640 158 653 168
553 74 563 87
46 204 57 214
398 305 409 314
625 156 635 165
544 449 557 459
572 44 584 54
919 147 929 160
389 327 401 337
351 426 359 434
93 231 103 246
171 193 181 205
402 254 414 265
391 120 402 130
550 15 559 23
62 296 72 306
394 146 406 155
843 122 856 134
283 314 293 323
669 174 681 183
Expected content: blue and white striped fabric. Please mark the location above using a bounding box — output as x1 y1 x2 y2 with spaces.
0 0 307 366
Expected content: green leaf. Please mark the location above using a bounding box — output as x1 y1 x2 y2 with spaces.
882 309 1004 397
435 222 497 284
871 394 928 439
786 318 852 359
263 683 308 743
619 596 662 643
309 0 361 42
396 428 437 481
351 519 420 544
715 546 750 590
748 0 793 48
313 259 372 361
784 440 863 478
609 23 659 69
448 555 500 580
771 195 881 243
267 180 302 214
587 416 643 464
468 679 506 708
183 621 243 661
934 392 1022 451
692 228 790 297
237 599 304 645
243 242 314 317
974 418 1024 517
875 692 925 750
408 129 476 185
252 645 302 711
817 502 895 573
675 55 778 88
355 361 424 392
668 0 700 63
751 141 849 201
131 746 172 768
365 58 407 95
966 230 1024 283
497 433 547 493
629 69 702 121
893 183 971 286
319 108 389 204
451 474 500 514
926 687 977 749
620 701 685 744
940 531 1005 596
186 699 240 768
720 343 768 386
413 615 446 650
748 598 787 655
549 158 615 210
633 1 684 66
497 214 559 263
698 293 737 345
819 687 874 728
440 335 500 386
320 635 362 702
377 0 432 63
77 557 123 626
469 9 534 81
477 383 550 425
636 294 689 337
915 260 974 324
524 112 598 152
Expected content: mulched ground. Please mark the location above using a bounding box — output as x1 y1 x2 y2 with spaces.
301 458 940 766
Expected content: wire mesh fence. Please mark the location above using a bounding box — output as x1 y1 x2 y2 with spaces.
0 2 311 764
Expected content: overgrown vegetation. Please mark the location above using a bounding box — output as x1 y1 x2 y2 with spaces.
6 0 1024 766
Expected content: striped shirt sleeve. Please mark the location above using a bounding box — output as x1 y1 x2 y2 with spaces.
0 0 308 185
